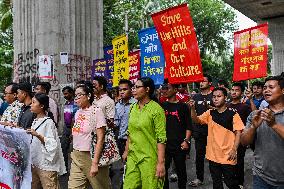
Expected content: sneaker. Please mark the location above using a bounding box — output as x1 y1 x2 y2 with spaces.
188 179 203 187
239 185 244 189
169 173 178 182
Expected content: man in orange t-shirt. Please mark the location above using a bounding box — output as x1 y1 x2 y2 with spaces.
189 87 244 189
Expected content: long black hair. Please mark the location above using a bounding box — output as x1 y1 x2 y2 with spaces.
33 93 49 111
139 77 158 101
76 81 94 104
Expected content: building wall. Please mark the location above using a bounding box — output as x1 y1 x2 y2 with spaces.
13 0 103 132
268 20 284 75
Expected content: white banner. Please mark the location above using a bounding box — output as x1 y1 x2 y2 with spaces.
0 125 32 189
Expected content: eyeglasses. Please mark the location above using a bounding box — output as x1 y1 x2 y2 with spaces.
131 85 144 90
74 93 87 99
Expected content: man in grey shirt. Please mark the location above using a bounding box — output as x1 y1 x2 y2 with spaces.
241 75 284 188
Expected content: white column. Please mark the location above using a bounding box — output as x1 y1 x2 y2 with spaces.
269 19 284 76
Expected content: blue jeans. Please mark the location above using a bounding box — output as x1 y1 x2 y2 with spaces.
253 175 284 189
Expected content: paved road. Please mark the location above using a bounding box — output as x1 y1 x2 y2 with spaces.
168 142 254 189
60 139 254 189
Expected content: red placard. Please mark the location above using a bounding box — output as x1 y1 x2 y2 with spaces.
0 183 11 189
129 51 141 84
151 4 203 84
233 24 268 81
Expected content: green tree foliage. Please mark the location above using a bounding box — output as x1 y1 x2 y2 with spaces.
0 0 12 31
202 54 234 83
0 29 13 91
0 0 13 91
103 0 145 50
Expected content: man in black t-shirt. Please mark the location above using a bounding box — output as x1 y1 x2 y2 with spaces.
161 82 192 189
227 82 251 188
17 82 35 129
189 75 214 187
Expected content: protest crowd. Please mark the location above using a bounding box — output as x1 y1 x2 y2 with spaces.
0 73 284 189
0 3 284 189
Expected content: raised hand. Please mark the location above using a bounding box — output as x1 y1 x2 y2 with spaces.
245 88 253 100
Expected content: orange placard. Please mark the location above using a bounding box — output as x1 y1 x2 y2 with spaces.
151 4 203 84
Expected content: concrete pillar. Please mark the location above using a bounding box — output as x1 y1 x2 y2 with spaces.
268 19 284 75
12 0 103 132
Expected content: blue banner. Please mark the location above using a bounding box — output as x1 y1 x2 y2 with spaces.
92 59 107 80
138 27 165 85
103 45 114 88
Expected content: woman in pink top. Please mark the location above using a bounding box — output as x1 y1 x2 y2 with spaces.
68 82 111 189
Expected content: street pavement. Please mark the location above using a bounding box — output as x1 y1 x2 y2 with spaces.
60 139 254 189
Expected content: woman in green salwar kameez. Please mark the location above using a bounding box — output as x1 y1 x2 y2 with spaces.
122 77 167 189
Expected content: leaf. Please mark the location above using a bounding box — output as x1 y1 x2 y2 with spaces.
0 9 12 31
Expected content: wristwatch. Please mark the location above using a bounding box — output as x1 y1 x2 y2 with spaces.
184 138 190 144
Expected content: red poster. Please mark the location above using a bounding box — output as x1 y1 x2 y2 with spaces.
151 4 203 84
129 51 141 84
233 24 268 81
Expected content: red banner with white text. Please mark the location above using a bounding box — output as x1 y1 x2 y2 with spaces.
151 4 203 84
233 24 268 81
129 51 141 84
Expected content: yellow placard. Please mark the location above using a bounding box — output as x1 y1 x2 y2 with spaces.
112 34 129 86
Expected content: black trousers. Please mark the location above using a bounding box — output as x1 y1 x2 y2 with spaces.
61 127 72 171
164 150 187 189
193 133 207 182
236 145 246 186
209 161 240 189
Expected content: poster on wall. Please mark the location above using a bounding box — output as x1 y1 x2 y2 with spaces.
0 125 32 189
38 55 54 79
60 52 69 65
